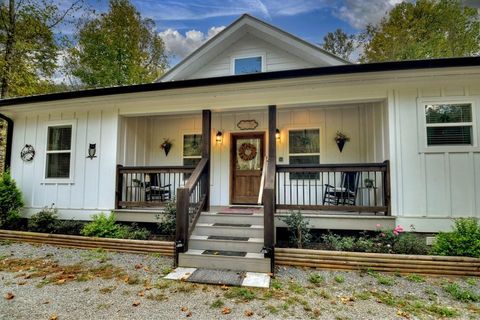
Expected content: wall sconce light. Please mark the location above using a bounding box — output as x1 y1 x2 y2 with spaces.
216 131 223 143
87 143 97 159
275 128 281 141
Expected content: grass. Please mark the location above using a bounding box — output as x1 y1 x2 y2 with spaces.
210 299 224 308
443 282 480 302
265 304 279 314
354 290 371 300
287 281 305 294
333 275 345 284
426 304 459 317
377 275 395 286
466 278 477 286
224 287 256 301
161 267 173 275
308 273 324 285
99 286 116 294
80 248 109 263
146 292 167 301
405 274 425 283
271 279 282 289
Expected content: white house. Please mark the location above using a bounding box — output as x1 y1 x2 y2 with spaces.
1 14 479 272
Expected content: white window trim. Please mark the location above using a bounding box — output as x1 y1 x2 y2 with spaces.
417 97 478 153
231 53 266 75
43 120 76 184
286 127 321 182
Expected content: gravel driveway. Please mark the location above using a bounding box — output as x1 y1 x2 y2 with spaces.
1 242 478 320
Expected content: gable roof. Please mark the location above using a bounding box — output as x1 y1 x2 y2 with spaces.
158 14 348 82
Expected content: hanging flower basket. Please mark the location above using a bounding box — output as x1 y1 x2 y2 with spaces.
334 131 350 153
160 138 173 156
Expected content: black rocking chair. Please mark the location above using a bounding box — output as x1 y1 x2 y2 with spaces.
322 172 360 206
145 173 171 202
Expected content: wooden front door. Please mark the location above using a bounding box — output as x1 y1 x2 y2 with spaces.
231 132 265 204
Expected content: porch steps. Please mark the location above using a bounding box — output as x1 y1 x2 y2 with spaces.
178 209 270 273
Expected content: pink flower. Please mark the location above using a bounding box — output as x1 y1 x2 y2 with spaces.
376 224 381 228
381 233 386 237
393 231 399 236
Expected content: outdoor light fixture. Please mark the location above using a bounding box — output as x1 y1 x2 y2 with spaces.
216 131 223 143
275 128 281 141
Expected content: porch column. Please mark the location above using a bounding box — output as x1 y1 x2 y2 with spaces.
201 110 211 212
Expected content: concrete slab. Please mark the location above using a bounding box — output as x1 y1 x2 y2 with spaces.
242 272 271 288
164 267 197 280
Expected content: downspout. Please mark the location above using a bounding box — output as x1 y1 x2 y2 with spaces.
0 113 14 171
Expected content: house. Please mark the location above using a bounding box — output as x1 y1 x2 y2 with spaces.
1 14 479 273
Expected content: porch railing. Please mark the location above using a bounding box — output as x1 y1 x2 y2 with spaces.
175 158 209 257
275 161 390 215
115 165 195 209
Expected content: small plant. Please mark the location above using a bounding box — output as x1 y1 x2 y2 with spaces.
0 171 23 228
81 212 150 240
271 279 282 289
224 287 256 301
426 304 458 317
433 218 480 258
377 275 395 286
308 273 324 285
156 199 176 237
393 232 430 255
443 282 480 302
53 219 85 235
281 211 311 248
210 299 224 308
287 281 305 294
28 205 58 233
466 278 476 286
334 275 345 283
405 274 425 283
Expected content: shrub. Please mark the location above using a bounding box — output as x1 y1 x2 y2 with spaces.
81 212 119 238
281 211 311 248
0 171 23 228
433 218 480 258
393 233 430 255
156 199 176 236
81 212 150 240
54 219 85 235
28 206 58 233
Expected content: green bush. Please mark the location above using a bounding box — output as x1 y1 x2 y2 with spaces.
393 233 430 255
28 206 58 233
156 199 176 236
0 171 24 228
321 233 375 253
81 212 150 240
53 219 85 235
281 211 311 248
433 218 480 258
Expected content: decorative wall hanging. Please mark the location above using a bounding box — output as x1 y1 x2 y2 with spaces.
86 143 97 159
334 131 350 152
20 144 35 162
238 142 257 161
237 120 258 130
160 138 173 156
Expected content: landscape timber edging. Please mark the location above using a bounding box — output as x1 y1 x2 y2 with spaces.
0 229 174 257
275 247 480 276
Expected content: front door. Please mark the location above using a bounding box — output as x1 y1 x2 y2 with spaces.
231 132 265 204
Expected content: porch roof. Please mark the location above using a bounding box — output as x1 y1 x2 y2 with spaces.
1 56 480 108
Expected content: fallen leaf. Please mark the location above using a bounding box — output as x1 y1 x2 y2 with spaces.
123 276 129 283
4 292 14 300
222 307 231 315
186 311 192 317
132 300 141 307
24 274 31 279
137 291 145 297
134 264 143 270
244 310 254 317
43 301 50 304
143 266 150 272
340 296 354 304
144 286 152 291
17 281 27 286
57 279 66 284
220 285 229 290
181 307 188 312
397 310 410 319
49 314 58 320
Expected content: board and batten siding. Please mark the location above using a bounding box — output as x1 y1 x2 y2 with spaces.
391 85 480 231
119 102 387 206
10 107 119 219
188 34 317 79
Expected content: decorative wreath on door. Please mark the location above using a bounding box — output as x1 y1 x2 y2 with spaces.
238 143 257 161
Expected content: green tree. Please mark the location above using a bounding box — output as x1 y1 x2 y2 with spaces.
0 0 81 98
322 28 355 61
361 0 480 62
67 0 168 87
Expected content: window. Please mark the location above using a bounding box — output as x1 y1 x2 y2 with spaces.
288 129 320 179
183 134 202 178
425 103 473 146
45 124 73 179
234 56 262 75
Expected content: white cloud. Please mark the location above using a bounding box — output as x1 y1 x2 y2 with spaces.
159 26 226 60
336 0 405 29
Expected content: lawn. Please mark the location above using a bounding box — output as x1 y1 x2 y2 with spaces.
1 242 479 319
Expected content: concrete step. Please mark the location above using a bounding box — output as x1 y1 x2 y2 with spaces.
178 249 271 273
189 235 264 252
192 223 263 238
198 212 264 225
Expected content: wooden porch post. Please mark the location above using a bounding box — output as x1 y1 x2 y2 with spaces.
263 105 276 272
201 110 211 212
115 165 123 209
383 160 391 216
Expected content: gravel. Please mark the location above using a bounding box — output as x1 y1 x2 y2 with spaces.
1 242 479 320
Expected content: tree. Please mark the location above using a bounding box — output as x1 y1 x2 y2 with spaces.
0 0 81 98
67 0 168 87
322 28 355 61
361 0 480 62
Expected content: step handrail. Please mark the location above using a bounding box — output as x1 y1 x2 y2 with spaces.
257 156 268 204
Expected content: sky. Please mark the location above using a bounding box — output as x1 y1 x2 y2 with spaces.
62 0 408 66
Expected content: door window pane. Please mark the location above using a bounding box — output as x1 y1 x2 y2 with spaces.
236 138 261 170
234 57 262 75
46 153 71 178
